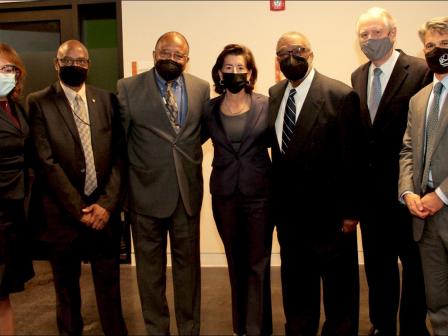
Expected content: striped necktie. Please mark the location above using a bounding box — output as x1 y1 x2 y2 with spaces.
74 95 97 196
421 82 444 191
281 88 297 154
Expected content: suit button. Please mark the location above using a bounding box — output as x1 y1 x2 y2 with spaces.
81 168 86 173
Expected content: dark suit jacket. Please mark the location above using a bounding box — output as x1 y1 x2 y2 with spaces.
117 68 210 218
202 93 271 197
268 71 363 233
27 82 124 244
351 50 432 206
0 100 29 201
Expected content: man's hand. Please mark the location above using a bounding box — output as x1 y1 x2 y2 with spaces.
342 219 359 233
421 191 444 216
81 204 110 230
404 193 431 219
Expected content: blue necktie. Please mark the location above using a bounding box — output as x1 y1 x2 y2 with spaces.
281 88 297 154
368 67 382 122
421 82 444 191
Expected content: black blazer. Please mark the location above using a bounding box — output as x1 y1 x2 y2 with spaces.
27 82 125 244
202 93 271 197
0 100 29 201
351 50 432 205
268 71 363 228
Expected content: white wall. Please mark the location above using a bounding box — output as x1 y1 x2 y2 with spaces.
121 1 446 266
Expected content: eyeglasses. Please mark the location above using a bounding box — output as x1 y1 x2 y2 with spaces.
276 46 310 59
0 64 18 75
156 50 188 62
57 57 90 67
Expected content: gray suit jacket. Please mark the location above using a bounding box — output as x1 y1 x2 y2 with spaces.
117 68 210 218
399 82 448 241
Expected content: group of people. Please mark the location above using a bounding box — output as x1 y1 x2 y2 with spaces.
0 5 448 336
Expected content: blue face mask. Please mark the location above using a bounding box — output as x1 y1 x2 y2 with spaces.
0 73 16 97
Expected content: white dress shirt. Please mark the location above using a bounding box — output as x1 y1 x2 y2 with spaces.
275 68 315 148
60 81 90 125
367 49 400 105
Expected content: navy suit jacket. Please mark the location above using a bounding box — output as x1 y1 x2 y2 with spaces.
202 92 271 197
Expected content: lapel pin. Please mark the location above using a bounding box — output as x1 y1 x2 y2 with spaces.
92 98 96 103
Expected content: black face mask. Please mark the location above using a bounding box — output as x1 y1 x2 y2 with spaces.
425 47 448 74
59 66 88 87
279 55 309 81
155 59 183 81
221 73 248 94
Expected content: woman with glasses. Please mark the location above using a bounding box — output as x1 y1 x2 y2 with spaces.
202 44 273 336
0 43 34 335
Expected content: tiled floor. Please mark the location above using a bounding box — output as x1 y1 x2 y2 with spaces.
10 261 374 335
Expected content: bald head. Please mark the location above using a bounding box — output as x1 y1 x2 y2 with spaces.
155 32 189 55
276 32 311 53
57 40 89 60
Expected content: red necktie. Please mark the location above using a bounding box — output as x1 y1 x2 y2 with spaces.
0 100 20 128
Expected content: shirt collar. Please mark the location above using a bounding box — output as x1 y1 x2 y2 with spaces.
433 75 448 91
154 69 184 91
369 49 400 76
287 67 315 92
60 81 87 105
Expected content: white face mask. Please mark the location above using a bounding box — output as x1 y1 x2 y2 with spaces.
0 73 16 97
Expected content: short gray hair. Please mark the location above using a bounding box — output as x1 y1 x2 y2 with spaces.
356 7 396 33
418 17 448 43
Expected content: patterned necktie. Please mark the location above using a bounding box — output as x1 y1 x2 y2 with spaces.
421 82 444 191
165 81 180 133
0 100 20 128
368 67 382 122
281 88 297 154
74 95 97 195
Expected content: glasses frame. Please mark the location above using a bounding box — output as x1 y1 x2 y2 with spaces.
276 47 310 59
155 49 188 63
57 57 90 67
0 64 19 75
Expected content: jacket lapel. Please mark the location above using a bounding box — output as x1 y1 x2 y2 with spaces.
374 53 408 126
431 87 448 156
356 63 372 128
52 82 82 145
269 80 288 152
239 93 263 149
0 105 19 132
180 73 193 137
287 72 322 154
415 85 432 169
86 87 99 154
